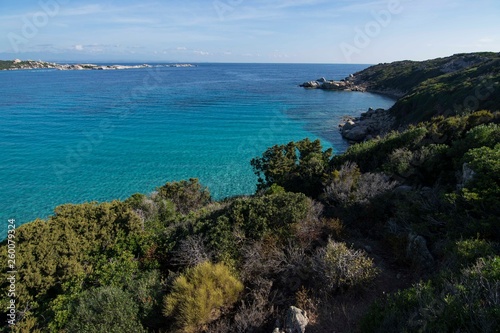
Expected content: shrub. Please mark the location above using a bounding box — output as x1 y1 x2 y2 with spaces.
325 162 397 206
157 178 211 215
313 239 379 292
332 127 428 172
128 269 165 329
446 238 496 269
452 144 500 236
65 286 146 333
361 256 500 333
251 138 333 197
163 261 244 332
0 201 144 328
449 123 500 164
197 192 311 261
383 144 449 185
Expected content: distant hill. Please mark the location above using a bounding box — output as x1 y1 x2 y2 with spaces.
351 52 500 126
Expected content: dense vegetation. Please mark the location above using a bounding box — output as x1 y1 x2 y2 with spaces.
353 52 500 125
2 53 499 332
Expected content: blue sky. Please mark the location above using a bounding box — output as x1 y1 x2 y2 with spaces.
1 0 499 63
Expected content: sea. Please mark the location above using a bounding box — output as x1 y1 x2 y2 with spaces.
0 63 395 237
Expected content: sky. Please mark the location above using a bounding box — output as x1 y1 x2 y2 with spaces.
1 0 499 63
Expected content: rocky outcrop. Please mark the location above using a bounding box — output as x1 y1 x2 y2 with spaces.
1 60 195 71
440 54 489 73
406 233 434 271
273 306 309 333
457 162 476 190
300 77 366 92
339 108 395 142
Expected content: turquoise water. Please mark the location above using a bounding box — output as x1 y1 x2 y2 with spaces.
0 63 395 235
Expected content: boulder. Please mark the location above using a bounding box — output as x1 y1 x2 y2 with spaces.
317 77 327 83
458 162 475 189
284 306 308 333
300 81 320 88
341 119 356 131
342 125 369 142
406 233 434 270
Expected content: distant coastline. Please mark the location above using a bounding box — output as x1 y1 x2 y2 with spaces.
0 59 195 71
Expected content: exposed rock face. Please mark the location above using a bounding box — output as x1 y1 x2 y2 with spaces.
284 306 308 333
458 162 476 189
273 306 309 333
300 80 321 88
339 108 395 142
406 233 434 271
440 54 489 73
299 77 366 92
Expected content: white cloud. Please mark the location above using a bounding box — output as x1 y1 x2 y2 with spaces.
74 44 84 51
478 37 494 43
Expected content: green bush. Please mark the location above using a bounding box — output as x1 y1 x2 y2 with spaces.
449 144 500 238
197 192 311 261
65 286 146 333
332 127 428 172
361 256 500 333
251 138 332 197
163 261 243 332
157 178 211 215
0 201 144 329
313 239 379 292
449 122 500 164
446 238 496 269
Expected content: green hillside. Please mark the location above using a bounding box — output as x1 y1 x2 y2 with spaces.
353 52 500 125
1 53 499 333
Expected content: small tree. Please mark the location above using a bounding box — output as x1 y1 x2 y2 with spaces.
163 261 243 332
251 138 332 197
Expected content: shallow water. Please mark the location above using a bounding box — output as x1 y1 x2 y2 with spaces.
0 63 395 234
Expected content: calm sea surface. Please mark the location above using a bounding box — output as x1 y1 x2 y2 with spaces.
0 63 395 235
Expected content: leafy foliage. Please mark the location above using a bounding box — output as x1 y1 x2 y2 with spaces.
65 286 146 333
362 257 500 333
163 262 243 332
157 178 211 215
251 138 332 197
2 53 499 333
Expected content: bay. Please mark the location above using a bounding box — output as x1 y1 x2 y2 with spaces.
0 63 395 235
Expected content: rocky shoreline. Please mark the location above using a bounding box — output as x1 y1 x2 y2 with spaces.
0 59 195 71
300 74 401 143
339 107 395 142
299 75 367 92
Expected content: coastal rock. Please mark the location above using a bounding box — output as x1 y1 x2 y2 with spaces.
342 125 369 142
300 75 365 92
300 80 321 88
339 107 395 142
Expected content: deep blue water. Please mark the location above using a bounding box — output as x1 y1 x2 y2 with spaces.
0 63 395 236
